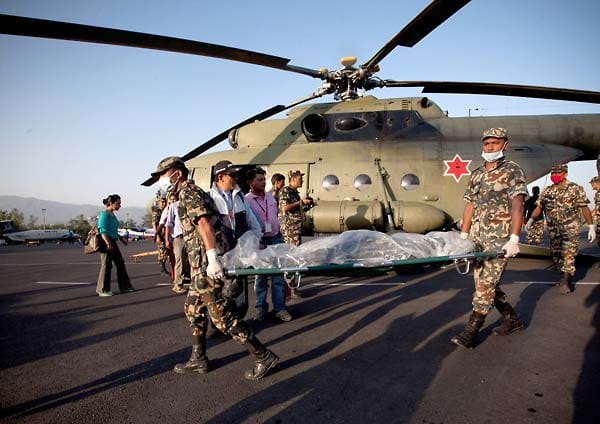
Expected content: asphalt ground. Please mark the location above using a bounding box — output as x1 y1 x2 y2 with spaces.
0 240 599 424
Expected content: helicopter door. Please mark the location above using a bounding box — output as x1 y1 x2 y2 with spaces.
244 164 309 193
217 163 312 196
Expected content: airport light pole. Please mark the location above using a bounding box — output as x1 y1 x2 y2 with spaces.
42 208 46 230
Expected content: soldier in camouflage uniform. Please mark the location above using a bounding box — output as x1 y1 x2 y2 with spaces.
590 176 600 246
278 170 313 246
451 128 527 349
526 164 596 293
152 195 169 275
524 186 544 245
149 156 279 380
279 170 313 298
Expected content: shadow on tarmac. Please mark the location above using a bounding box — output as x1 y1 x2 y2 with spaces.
2 252 599 422
2 348 190 418
205 267 516 423
0 288 180 372
574 283 600 424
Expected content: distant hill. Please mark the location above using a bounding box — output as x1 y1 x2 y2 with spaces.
0 196 148 226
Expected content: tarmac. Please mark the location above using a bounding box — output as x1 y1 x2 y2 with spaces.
0 239 599 423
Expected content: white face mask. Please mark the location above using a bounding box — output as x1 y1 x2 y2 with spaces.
481 142 506 162
158 173 174 195
481 150 504 162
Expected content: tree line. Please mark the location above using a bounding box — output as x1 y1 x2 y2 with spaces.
0 208 154 237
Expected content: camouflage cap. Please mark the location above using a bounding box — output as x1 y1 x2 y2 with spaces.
590 176 600 184
550 163 568 174
481 127 508 141
150 156 186 177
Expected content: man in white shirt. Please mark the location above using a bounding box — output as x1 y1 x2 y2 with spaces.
208 160 262 327
165 198 189 294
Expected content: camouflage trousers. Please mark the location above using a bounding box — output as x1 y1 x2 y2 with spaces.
525 218 544 245
183 274 254 344
281 219 302 246
472 255 508 314
157 243 168 266
470 234 509 314
548 222 580 276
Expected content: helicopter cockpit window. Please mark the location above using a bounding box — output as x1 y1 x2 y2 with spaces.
322 175 340 191
334 117 367 132
354 174 372 191
401 174 420 191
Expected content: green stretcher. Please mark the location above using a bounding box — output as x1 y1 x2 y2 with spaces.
224 250 505 282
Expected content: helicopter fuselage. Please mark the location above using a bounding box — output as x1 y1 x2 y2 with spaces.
187 96 599 234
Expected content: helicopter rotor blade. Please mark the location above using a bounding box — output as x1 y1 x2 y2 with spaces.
141 89 326 186
178 89 327 163
180 106 288 162
140 105 285 187
0 14 323 79
381 80 600 104
362 0 471 71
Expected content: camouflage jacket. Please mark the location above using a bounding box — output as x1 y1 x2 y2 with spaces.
151 206 164 227
464 159 527 240
278 185 303 224
536 181 589 226
594 191 600 222
177 180 231 274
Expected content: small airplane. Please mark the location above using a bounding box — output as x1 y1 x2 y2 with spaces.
118 227 155 241
0 221 81 245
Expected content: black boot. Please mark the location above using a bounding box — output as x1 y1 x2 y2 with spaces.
243 336 279 380
174 335 209 374
558 272 572 294
492 299 524 336
451 311 486 349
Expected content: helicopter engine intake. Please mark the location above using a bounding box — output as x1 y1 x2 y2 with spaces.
301 114 329 141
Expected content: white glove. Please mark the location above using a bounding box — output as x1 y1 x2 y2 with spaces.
524 218 534 232
502 234 520 258
206 248 224 280
459 232 469 240
588 224 597 243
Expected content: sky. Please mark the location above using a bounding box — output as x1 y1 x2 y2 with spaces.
1 0 600 208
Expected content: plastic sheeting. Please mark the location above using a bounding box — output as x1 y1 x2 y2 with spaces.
222 230 475 271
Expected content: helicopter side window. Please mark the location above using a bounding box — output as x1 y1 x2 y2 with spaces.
401 174 420 191
322 175 340 191
354 174 372 191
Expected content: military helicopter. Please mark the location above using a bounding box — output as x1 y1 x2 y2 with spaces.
3 0 600 234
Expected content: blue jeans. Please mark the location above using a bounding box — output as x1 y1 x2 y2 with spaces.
254 233 287 312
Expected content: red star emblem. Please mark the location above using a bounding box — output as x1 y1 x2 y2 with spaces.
443 154 472 182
